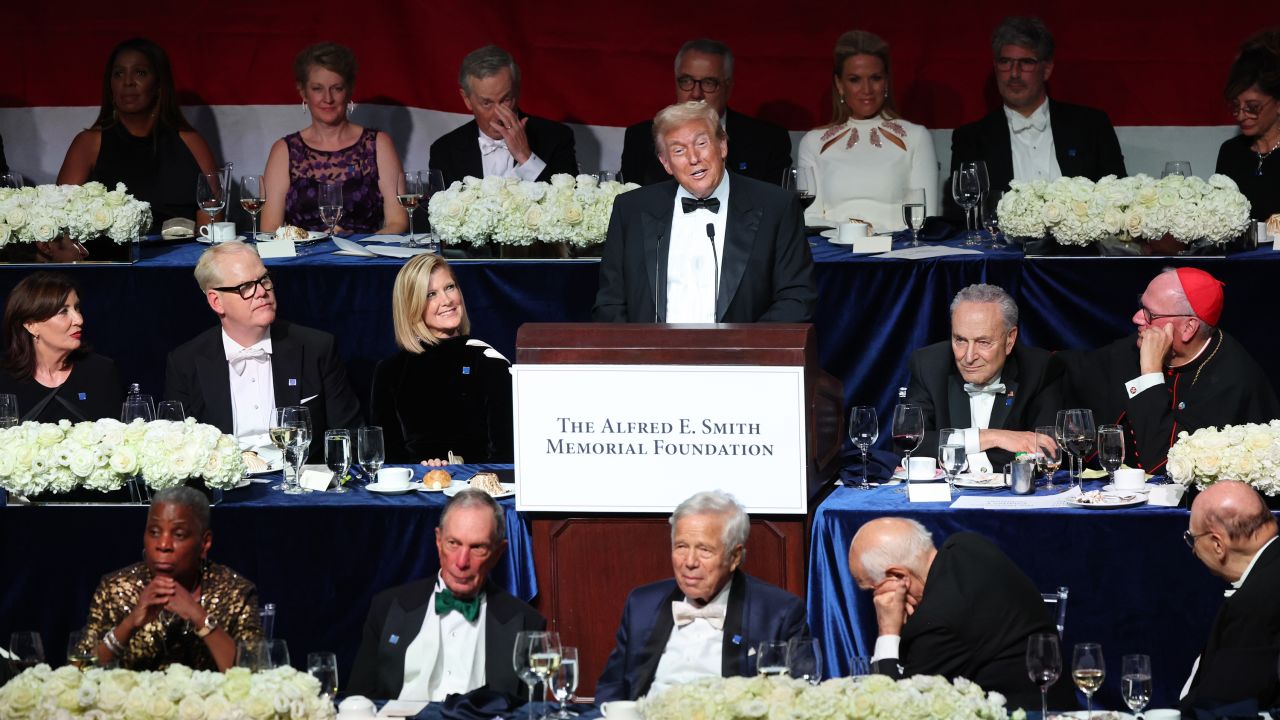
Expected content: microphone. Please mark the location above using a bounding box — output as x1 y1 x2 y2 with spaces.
653 233 664 323
706 222 719 322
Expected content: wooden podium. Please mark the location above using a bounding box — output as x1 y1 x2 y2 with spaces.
515 323 843 696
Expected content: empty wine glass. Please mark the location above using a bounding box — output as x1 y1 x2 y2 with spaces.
240 175 265 240
196 167 230 229
973 160 991 244
358 426 385 484
308 651 339 699
1162 161 1193 178
782 167 817 214
848 405 879 489
514 631 556 720
1121 653 1151 716
787 638 823 685
9 631 44 675
891 404 924 480
596 171 618 183
235 637 269 672
266 639 291 669
1035 426 1062 485
952 165 982 245
0 393 18 427
1026 633 1061 720
399 171 423 247
324 429 352 494
549 645 579 718
1072 642 1105 720
1055 410 1074 485
756 641 789 676
938 427 966 488
156 400 185 421
902 187 926 246
1098 424 1125 484
319 181 344 238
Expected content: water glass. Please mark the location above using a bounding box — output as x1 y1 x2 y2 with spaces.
902 187 926 246
9 631 44 674
550 646 579 718
0 171 23 189
1121 653 1151 715
756 640 789 676
422 169 446 253
1026 633 1061 720
847 405 879 489
121 395 155 423
0 393 18 427
358 426 385 483
786 638 822 685
324 429 352 494
848 655 872 677
319 181 344 237
938 427 966 487
307 651 339 699
235 638 269 672
1098 424 1125 482
1162 161 1193 178
156 400 185 421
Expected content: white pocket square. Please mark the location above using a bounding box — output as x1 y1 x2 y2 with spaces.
301 394 319 404
747 648 757 657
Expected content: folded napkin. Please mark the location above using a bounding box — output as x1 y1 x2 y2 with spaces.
440 688 517 720
161 218 195 238
917 216 954 242
1149 484 1187 507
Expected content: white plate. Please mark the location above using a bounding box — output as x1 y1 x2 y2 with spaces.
1102 482 1164 494
1068 492 1146 509
254 231 328 243
366 482 415 495
1056 712 1135 720
443 482 516 499
197 235 249 245
953 472 1007 489
230 476 252 489
891 468 946 481
417 484 448 493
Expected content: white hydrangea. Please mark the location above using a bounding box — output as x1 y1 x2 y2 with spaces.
1167 420 1280 496
0 182 151 246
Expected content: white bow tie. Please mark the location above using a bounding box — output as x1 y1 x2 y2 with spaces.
228 347 270 376
1009 114 1048 134
964 382 1006 396
672 600 725 630
479 136 509 156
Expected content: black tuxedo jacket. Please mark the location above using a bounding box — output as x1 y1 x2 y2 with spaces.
873 533 1068 711
163 321 362 460
428 114 578 186
906 341 1064 468
945 99 1126 222
595 570 809 702
346 578 546 702
592 174 816 323
1183 538 1280 714
620 108 792 186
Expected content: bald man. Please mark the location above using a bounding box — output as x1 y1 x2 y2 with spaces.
848 518 1064 711
1063 268 1279 474
1181 481 1280 715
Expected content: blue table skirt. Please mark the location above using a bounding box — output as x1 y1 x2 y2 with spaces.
807 477 1223 710
0 463 533 686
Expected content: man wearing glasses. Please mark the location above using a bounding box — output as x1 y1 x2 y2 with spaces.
1063 268 1278 474
164 241 361 455
945 16 1127 222
620 39 792 186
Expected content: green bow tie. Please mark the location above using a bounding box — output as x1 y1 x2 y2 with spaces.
434 587 482 622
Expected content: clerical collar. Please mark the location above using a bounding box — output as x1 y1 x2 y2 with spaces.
1165 330 1219 374
675 170 730 204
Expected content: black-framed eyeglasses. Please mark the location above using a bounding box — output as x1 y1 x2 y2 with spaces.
676 75 723 93
213 273 273 300
995 56 1041 72
1183 529 1210 550
1137 295 1193 324
1228 98 1272 118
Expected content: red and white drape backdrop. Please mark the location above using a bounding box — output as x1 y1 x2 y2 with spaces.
2 1 1274 187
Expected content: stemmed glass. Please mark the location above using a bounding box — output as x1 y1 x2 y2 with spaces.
1026 633 1061 720
902 187 926 246
1121 653 1151 717
0 171 23 189
787 638 823 685
358 426 385 484
324 429 352 494
782 167 817 213
891 404 924 481
0 393 19 427
549 645 579 718
973 161 991 244
319 181 344 238
1055 411 1074 486
952 164 982 245
984 190 1004 246
1062 409 1097 488
235 638 269 671
1162 161 1192 178
66 629 95 668
1098 424 1125 484
8 631 44 674
1035 426 1062 486
308 651 340 700
270 406 310 495
422 169 446 253
847 406 879 489
399 171 423 247
513 631 557 720
196 167 230 230
938 427 966 489
1072 642 1106 720
240 175 265 241
121 394 156 423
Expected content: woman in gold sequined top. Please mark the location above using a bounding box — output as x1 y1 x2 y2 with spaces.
79 486 261 671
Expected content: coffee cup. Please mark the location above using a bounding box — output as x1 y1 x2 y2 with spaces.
336 696 376 718
1113 467 1146 490
199 222 237 242
376 467 412 490
1144 710 1180 720
906 456 936 479
600 701 641 720
837 221 870 244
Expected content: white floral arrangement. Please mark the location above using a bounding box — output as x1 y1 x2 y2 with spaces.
0 182 152 247
997 173 1251 247
0 663 336 719
0 418 245 498
1166 420 1280 496
640 674 1022 720
428 173 638 247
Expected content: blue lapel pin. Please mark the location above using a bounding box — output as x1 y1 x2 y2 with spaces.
732 634 742 645
78 393 87 400
1005 397 1013 407
389 634 399 645
462 366 471 375
737 162 747 170
289 378 297 386
1068 148 1078 157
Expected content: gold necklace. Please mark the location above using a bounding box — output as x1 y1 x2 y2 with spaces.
1191 330 1224 388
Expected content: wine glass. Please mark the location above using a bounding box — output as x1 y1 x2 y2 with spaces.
324 429 352 494
358 426 385 485
0 393 18 427
9 631 44 675
307 651 339 699
891 404 924 480
782 167 817 214
1026 633 1061 720
847 405 879 489
938 427 966 488
1035 426 1062 485
529 631 562 705
973 161 991 244
549 645 579 718
266 639 291 669
1162 161 1193 178
596 171 618 183
270 406 309 495
156 400 185 421
196 168 229 230
514 631 555 720
787 638 823 685
984 190 1004 246
319 181 344 238
848 655 872 677
902 187 926 246
1072 642 1105 720
400 171 423 247
1121 653 1152 717
0 171 24 189
240 175 265 240
1063 409 1097 488
235 638 269 672
952 165 982 246
756 640 789 676
422 169 446 253
66 629 95 669
1097 424 1125 484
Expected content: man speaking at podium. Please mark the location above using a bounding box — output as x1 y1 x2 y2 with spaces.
592 102 815 324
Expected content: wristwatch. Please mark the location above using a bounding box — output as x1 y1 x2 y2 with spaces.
194 615 219 638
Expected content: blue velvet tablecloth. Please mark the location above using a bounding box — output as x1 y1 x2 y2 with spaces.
807 477 1225 710
0 463 533 686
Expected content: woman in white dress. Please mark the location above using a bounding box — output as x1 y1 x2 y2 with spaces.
798 31 938 232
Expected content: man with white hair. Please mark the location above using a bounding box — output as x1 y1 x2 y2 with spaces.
847 518 1062 710
595 490 809 701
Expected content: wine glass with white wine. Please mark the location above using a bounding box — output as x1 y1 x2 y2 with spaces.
240 175 265 240
399 171 423 247
1072 642 1105 720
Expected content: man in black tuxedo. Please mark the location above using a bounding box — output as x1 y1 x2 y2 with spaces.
945 16 1126 222
429 45 577 186
906 283 1062 472
620 39 792 187
596 491 809 702
593 101 815 323
348 489 544 701
849 518 1066 711
164 242 361 458
1181 481 1280 715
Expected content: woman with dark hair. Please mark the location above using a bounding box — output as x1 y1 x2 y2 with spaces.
1217 29 1280 222
0 272 122 422
796 30 938 232
262 42 407 235
56 38 219 233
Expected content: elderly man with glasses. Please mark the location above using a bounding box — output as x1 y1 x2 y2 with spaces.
164 241 361 456
1062 268 1279 474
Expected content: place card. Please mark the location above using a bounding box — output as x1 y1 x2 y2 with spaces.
907 481 952 503
256 239 297 258
298 469 332 492
851 236 892 254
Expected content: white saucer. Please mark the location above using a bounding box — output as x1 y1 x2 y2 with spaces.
443 482 516 499
366 483 414 495
197 235 249 244
891 468 946 481
1102 482 1162 494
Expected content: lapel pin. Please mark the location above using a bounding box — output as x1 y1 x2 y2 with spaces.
389 634 399 645
1005 397 1013 407
1068 148 1078 157
1178 401 1186 410
462 367 471 375
732 634 742 645
288 378 297 386
78 393 87 400
737 162 747 170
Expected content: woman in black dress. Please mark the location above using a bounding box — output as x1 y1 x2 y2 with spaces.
0 272 123 422
1216 30 1280 222
370 255 513 465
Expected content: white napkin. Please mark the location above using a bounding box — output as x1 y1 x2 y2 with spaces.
1148 485 1187 507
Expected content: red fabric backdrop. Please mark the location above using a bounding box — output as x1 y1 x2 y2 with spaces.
4 1 1275 129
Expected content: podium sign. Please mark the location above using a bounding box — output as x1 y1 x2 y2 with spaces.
512 364 808 514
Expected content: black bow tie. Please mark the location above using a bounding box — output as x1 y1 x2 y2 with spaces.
681 196 720 214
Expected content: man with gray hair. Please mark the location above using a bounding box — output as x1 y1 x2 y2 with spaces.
620 39 792 186
595 490 809 701
429 44 578 185
905 282 1063 472
848 518 1062 710
946 16 1125 222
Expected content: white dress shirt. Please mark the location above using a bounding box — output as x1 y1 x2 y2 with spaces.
400 574 488 702
222 330 275 448
666 174 730 323
1005 100 1061 183
650 582 731 697
478 131 547 181
961 375 1002 474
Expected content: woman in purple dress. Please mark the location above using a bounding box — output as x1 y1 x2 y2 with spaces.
262 43 407 235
